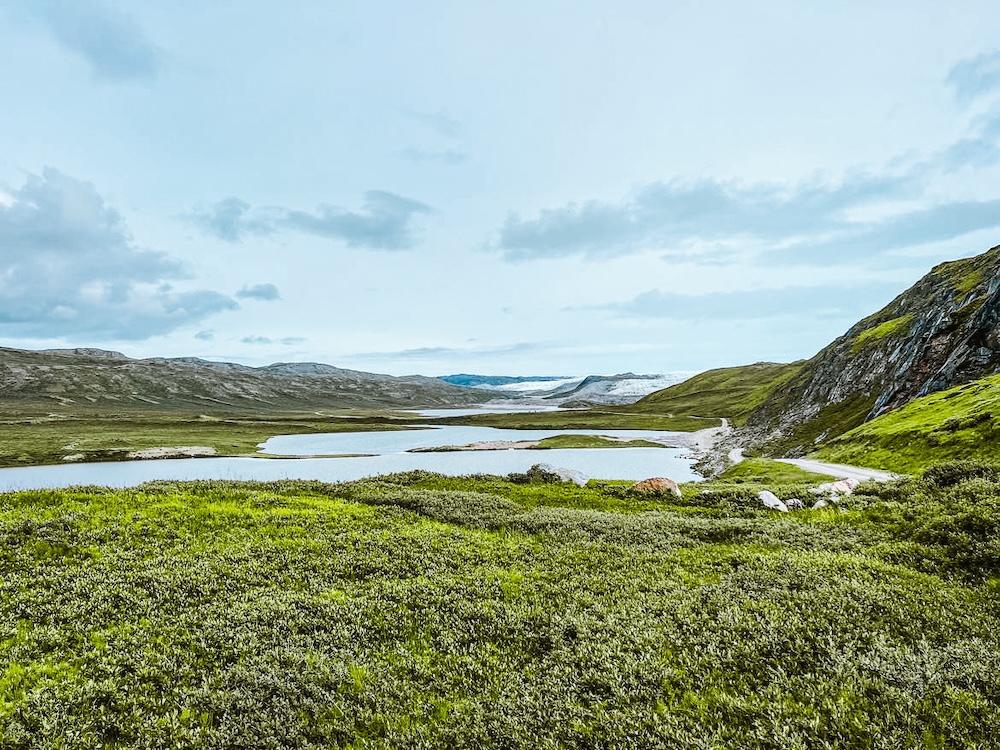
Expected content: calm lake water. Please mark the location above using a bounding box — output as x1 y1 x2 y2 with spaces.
0 415 702 492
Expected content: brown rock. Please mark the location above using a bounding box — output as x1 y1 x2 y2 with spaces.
630 477 682 497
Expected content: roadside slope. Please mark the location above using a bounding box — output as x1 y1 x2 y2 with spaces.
813 372 1000 473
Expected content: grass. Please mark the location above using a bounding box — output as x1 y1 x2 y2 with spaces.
531 435 665 450
0 402 422 468
3 466 1000 747
412 435 668 453
814 373 1000 473
624 362 802 426
851 314 913 352
716 458 838 484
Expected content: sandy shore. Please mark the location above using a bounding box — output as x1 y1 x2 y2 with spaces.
647 418 731 457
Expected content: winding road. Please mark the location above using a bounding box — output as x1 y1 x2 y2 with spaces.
723 436 898 482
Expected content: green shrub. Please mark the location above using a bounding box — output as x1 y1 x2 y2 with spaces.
922 461 1000 488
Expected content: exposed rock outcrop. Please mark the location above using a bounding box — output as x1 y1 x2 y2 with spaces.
740 243 1000 455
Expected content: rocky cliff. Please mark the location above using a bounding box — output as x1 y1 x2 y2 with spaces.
741 243 1000 455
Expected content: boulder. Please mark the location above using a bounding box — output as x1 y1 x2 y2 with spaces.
758 490 788 512
785 497 804 510
532 463 589 487
630 477 682 497
810 478 858 496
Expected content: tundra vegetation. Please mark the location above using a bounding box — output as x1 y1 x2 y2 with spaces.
3 463 1000 748
0 403 423 468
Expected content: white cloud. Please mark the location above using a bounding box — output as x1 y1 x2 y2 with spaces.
0 168 236 340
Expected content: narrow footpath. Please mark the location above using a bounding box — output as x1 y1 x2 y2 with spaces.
776 458 899 482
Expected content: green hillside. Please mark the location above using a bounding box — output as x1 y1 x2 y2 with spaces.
3 471 1000 746
814 373 1000 473
624 362 802 425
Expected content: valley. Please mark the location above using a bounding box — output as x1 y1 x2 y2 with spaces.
5 245 1000 747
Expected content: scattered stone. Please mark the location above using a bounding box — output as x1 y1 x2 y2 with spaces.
812 498 829 510
758 490 788 512
126 446 218 460
62 453 85 462
785 498 804 510
811 478 859 496
630 476 682 497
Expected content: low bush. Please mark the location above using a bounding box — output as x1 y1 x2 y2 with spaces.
3 471 1000 747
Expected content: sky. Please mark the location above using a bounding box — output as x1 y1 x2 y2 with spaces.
1 1 1000 377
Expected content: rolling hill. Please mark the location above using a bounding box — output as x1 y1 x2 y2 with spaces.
0 347 491 411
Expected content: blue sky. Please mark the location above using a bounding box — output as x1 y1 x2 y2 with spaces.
1 1 1000 375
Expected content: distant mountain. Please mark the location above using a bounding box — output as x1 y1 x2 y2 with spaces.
440 372 694 405
0 347 492 411
439 374 573 388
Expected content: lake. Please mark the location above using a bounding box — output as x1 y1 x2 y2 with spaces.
0 419 702 492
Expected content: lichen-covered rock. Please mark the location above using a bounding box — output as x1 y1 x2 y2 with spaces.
630 477 682 497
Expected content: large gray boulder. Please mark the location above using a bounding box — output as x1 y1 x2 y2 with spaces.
758 490 788 512
533 463 590 487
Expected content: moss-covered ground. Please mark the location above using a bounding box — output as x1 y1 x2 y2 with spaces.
814 373 1000 473
3 465 1000 748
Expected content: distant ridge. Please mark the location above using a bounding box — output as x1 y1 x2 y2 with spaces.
441 372 691 405
0 347 492 410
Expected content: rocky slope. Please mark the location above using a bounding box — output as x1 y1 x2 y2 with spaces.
0 347 491 410
740 243 1000 455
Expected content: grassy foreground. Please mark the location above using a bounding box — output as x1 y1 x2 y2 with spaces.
3 466 1000 748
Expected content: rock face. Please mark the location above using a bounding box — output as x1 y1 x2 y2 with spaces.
630 477 682 497
740 244 1000 455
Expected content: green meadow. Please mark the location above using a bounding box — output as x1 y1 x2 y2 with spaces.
0 403 423 468
3 465 1000 748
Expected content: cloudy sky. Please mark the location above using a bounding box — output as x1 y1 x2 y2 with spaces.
2 1 1000 376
